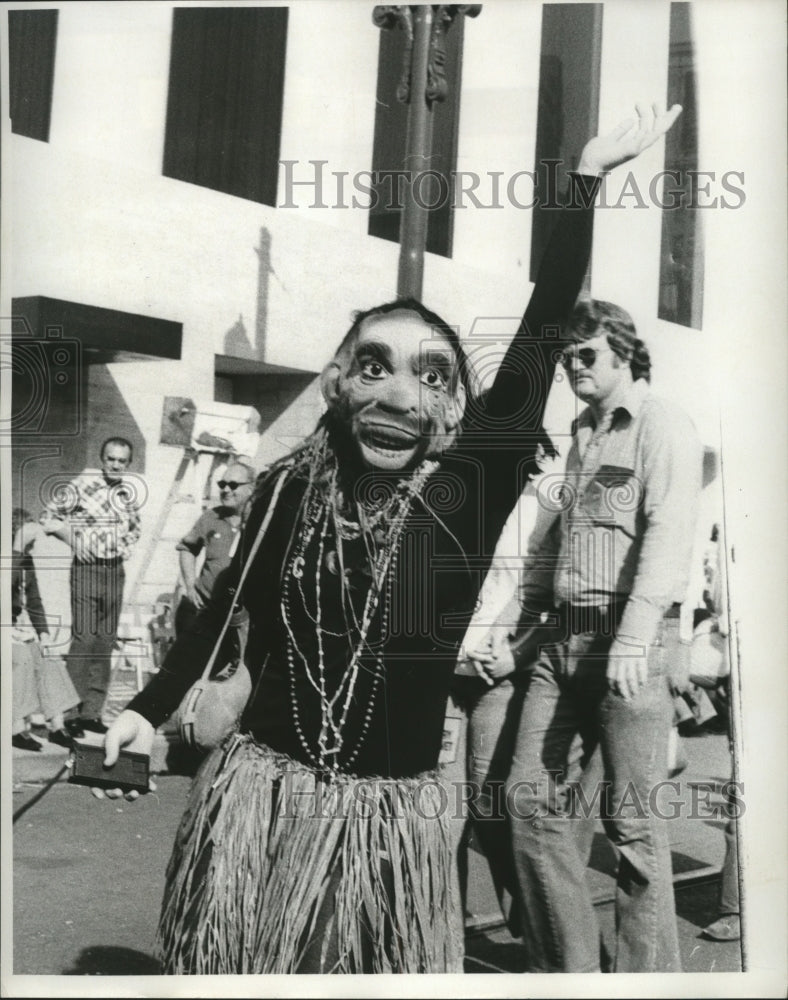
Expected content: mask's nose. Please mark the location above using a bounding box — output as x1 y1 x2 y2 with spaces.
374 372 423 417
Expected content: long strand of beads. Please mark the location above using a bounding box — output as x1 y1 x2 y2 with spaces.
329 462 436 765
281 458 439 772
343 539 398 769
320 531 390 756
283 571 320 768
332 522 399 740
296 470 351 638
330 463 427 763
314 502 333 759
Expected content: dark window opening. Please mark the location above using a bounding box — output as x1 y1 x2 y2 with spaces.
530 3 602 285
658 2 704 330
163 7 288 207
368 19 464 258
9 9 58 142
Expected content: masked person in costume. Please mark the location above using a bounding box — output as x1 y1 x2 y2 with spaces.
95 105 681 974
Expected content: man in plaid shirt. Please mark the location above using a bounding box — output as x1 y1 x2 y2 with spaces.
42 437 142 734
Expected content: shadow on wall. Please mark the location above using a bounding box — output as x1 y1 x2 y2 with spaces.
224 314 254 359
85 365 146 474
10 330 89 516
11 364 145 517
221 227 274 363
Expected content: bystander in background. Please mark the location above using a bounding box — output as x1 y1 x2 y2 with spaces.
11 508 80 750
174 460 255 636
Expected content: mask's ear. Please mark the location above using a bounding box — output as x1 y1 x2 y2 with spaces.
320 360 343 407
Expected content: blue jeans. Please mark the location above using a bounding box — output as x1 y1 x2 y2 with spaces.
451 674 601 938
507 614 681 972
460 675 527 933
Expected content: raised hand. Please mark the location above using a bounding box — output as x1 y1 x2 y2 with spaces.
578 102 682 176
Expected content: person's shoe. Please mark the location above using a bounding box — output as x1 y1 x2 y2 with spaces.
701 913 741 941
77 717 108 735
12 732 43 752
48 728 75 749
668 751 689 779
64 718 86 738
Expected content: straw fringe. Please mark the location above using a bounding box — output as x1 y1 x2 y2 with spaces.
157 734 463 974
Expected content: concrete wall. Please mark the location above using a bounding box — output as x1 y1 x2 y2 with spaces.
6 0 778 613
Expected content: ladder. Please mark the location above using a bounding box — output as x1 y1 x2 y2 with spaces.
104 447 231 722
104 396 261 720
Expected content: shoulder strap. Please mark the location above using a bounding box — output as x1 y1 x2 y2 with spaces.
197 469 287 683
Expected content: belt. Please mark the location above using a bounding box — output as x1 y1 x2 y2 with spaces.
559 601 682 633
558 602 621 635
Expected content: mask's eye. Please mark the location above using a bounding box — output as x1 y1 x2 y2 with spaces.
421 368 447 390
360 359 387 380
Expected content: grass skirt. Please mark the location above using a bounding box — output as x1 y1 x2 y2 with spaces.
157 733 463 973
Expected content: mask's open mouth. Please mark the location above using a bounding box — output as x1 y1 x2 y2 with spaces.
359 423 419 455
356 423 423 467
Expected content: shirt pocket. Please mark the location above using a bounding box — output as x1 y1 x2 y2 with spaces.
204 528 227 557
582 465 642 530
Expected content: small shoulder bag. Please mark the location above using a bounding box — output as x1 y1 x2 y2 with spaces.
174 470 286 753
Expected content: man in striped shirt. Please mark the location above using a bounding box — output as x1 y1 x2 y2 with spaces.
42 437 142 734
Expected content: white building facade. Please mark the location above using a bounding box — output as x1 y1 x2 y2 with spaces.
3 0 783 638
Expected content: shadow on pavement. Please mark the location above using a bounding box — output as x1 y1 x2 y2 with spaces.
63 946 162 975
464 932 527 974
163 739 204 777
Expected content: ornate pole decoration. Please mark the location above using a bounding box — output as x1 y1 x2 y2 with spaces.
373 5 481 300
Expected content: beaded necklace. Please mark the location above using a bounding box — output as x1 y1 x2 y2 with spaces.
281 454 438 773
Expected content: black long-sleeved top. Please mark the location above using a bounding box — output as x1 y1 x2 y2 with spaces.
130 175 600 778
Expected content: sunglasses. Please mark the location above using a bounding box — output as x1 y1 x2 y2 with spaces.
218 480 249 491
560 345 612 369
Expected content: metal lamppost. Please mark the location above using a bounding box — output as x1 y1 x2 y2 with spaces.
373 5 481 301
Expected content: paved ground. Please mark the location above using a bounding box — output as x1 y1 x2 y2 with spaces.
8 725 743 979
465 878 741 975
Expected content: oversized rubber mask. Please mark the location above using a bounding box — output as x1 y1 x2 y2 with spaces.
322 310 466 471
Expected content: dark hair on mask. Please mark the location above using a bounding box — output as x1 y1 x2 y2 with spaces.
566 299 651 383
336 297 472 396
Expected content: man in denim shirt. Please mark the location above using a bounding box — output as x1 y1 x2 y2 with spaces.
506 299 703 972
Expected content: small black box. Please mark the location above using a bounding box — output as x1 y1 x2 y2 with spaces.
69 741 150 794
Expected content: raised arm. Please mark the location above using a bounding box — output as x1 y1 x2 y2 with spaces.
484 103 682 425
